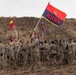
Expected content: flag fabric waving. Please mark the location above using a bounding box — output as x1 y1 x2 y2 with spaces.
42 3 67 26
37 33 40 44
41 22 46 34
10 36 15 42
9 20 14 30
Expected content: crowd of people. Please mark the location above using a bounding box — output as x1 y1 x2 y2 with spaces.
0 36 76 71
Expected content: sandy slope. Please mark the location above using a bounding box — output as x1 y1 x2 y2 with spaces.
0 65 76 75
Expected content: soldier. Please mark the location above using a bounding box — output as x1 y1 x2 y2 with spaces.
72 42 76 64
39 42 50 63
39 46 46 62
74 40 76 64
29 37 41 71
0 41 5 68
17 42 30 67
4 45 13 68
11 43 21 68
49 42 63 65
59 40 69 64
67 39 76 65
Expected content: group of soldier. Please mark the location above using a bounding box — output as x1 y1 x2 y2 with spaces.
0 36 76 70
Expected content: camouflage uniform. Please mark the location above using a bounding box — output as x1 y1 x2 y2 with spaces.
67 42 74 64
39 43 50 63
68 42 76 64
0 44 5 68
29 38 41 70
59 40 69 64
4 45 14 68
49 43 63 65
17 43 29 67
73 43 76 64
11 44 21 67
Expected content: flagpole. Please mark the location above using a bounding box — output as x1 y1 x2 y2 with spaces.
31 1 50 39
13 20 19 41
14 26 18 39
31 1 49 39
31 16 42 39
34 16 42 31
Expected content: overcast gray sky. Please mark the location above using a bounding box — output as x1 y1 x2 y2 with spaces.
0 0 76 18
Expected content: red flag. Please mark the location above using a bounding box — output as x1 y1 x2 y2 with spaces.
9 20 14 30
10 36 15 42
42 3 67 26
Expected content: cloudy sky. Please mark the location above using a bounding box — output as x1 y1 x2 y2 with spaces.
0 0 76 18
